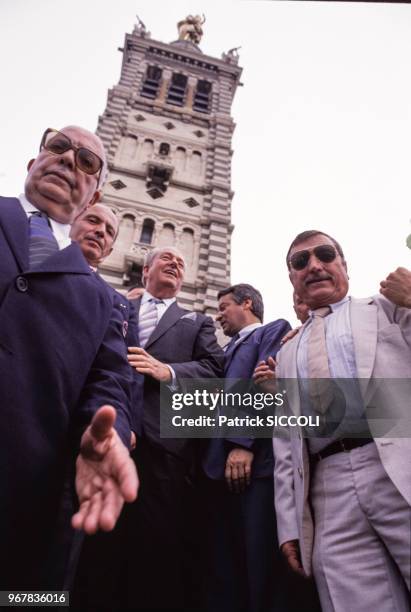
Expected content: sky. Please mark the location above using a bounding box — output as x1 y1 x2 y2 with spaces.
1 0 411 324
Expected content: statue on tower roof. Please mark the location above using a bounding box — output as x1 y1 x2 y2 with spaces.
134 14 150 38
177 14 205 45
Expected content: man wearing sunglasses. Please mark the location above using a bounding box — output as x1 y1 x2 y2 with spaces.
0 126 138 591
273 230 410 611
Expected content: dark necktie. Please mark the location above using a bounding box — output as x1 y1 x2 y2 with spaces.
224 333 240 357
307 306 333 414
28 211 59 268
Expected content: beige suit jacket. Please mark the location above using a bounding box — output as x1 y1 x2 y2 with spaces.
273 294 411 575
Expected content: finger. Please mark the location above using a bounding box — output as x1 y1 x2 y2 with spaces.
99 481 124 531
90 406 116 442
71 499 91 531
83 491 104 535
115 454 139 503
224 463 233 492
128 347 148 356
267 356 277 369
230 465 240 494
244 463 252 487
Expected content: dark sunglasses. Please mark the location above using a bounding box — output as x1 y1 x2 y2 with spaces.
40 128 103 182
288 244 338 271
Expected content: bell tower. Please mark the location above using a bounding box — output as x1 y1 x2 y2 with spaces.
97 15 242 313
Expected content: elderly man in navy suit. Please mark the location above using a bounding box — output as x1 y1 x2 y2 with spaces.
76 246 224 610
203 283 291 612
0 126 138 590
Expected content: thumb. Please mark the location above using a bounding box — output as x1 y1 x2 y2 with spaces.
267 356 277 370
90 405 116 441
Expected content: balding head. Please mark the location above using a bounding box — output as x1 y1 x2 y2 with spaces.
70 204 118 267
25 126 107 224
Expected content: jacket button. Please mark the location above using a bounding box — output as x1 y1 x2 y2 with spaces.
298 467 303 478
15 276 28 292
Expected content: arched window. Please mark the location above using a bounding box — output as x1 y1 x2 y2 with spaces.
116 214 135 251
181 228 194 265
159 142 170 157
158 223 175 247
142 139 154 158
175 147 186 171
191 151 202 174
140 219 155 244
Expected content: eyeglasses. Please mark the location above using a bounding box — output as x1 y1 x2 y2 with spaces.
40 128 103 183
288 244 338 271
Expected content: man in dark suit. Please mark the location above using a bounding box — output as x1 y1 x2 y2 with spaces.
203 284 291 612
0 126 138 590
77 246 224 609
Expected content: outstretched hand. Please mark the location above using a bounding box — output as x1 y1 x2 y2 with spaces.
72 405 139 534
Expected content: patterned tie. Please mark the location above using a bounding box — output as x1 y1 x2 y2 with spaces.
28 211 59 268
307 306 333 414
139 298 163 348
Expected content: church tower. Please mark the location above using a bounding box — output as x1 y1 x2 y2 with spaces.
97 15 242 313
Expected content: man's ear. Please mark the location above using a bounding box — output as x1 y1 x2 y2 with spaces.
88 190 102 207
242 297 253 311
27 159 35 172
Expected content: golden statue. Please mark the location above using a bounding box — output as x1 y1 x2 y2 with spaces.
177 14 206 45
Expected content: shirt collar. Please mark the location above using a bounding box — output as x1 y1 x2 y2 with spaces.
19 193 71 240
238 321 262 340
308 295 350 318
142 290 176 308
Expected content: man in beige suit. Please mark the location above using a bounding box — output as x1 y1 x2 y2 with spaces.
272 230 411 612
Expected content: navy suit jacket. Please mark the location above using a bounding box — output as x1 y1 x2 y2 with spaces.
203 319 291 480
129 297 224 464
0 196 133 589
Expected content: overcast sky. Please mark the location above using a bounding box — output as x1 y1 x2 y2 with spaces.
1 1 410 324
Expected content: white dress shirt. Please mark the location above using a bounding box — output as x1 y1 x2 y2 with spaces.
19 193 71 250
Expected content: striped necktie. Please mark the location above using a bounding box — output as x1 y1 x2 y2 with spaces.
28 211 59 268
307 306 333 414
139 298 163 348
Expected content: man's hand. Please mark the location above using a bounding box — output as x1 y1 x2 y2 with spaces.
225 447 254 493
380 267 411 308
253 356 277 393
128 347 172 382
281 540 306 577
72 405 139 534
280 326 301 345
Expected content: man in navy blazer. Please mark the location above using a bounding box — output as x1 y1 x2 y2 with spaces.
203 284 291 612
0 126 137 590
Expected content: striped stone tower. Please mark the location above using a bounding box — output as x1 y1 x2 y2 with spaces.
96 15 242 314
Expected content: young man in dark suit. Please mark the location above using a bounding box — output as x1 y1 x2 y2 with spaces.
0 126 138 590
203 284 291 612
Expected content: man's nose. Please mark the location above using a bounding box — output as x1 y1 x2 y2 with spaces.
216 312 222 321
94 226 104 237
58 148 75 170
307 253 324 272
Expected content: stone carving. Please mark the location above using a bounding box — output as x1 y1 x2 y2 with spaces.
135 15 150 38
177 15 205 45
222 47 241 64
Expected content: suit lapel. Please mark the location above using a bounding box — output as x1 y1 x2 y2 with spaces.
350 297 377 398
0 197 29 271
145 301 186 349
25 242 92 275
129 297 142 345
224 328 257 373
